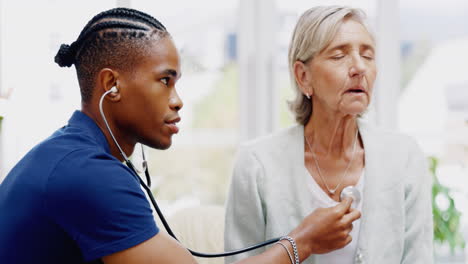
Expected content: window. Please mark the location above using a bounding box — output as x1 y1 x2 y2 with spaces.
0 0 116 177
131 0 240 209
398 0 468 260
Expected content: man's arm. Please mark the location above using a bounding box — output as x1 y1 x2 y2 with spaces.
102 232 294 264
103 198 360 264
102 233 196 264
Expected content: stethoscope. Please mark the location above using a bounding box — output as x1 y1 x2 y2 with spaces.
98 87 361 258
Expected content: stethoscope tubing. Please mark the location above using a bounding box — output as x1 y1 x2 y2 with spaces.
100 90 280 258
126 159 281 257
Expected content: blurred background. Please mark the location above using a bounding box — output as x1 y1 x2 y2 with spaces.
0 0 467 262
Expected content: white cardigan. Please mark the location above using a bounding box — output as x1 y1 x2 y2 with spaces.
224 122 433 264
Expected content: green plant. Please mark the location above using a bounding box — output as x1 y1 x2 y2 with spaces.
430 156 465 253
0 115 3 131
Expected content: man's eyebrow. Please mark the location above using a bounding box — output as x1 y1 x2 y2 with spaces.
162 69 179 78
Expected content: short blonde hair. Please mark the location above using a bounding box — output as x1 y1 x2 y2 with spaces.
288 6 369 125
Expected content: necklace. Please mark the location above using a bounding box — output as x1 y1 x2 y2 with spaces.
304 129 359 195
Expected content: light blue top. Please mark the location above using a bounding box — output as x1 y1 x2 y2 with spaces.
224 121 433 264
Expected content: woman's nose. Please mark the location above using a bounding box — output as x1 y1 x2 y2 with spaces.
349 56 366 77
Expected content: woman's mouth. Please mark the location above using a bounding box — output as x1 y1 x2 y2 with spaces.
345 86 366 94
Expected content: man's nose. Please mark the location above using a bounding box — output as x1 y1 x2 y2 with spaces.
169 90 183 111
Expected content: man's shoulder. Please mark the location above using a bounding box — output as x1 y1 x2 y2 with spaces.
22 130 104 173
4 127 106 187
29 129 129 194
47 145 130 188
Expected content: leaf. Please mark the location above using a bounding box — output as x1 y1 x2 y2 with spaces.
430 156 466 254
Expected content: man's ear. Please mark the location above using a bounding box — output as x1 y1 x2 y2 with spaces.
293 61 313 97
97 68 121 102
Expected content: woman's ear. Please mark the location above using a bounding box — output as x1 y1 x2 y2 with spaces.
98 68 121 102
293 61 313 97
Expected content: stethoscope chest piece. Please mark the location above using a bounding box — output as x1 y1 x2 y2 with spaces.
340 185 361 208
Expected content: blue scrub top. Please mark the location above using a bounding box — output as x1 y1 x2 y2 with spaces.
0 111 159 264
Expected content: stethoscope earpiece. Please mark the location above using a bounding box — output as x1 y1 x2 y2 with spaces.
110 86 118 93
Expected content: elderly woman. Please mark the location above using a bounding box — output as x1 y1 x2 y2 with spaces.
225 6 433 264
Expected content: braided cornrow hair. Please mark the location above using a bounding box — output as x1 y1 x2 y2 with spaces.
55 7 169 102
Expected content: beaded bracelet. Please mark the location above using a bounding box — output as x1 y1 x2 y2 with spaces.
280 236 299 264
275 241 294 264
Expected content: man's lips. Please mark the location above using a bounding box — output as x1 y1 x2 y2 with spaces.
165 117 181 134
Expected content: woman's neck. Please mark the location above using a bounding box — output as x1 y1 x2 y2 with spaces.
304 106 359 159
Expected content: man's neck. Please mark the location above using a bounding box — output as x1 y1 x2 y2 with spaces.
81 103 136 162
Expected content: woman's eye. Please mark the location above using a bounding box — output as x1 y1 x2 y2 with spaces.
362 53 374 60
332 55 345 60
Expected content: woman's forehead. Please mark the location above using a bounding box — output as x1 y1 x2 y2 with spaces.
324 20 375 52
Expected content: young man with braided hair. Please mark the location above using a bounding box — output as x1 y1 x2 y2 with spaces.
0 8 360 264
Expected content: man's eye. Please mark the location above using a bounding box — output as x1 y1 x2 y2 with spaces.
161 77 170 85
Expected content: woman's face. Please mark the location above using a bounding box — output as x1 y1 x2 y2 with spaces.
307 19 376 116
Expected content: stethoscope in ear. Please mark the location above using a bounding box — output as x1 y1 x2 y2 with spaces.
99 86 362 258
99 87 280 257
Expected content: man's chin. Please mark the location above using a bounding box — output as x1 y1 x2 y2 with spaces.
146 138 172 150
140 137 172 150
158 143 171 150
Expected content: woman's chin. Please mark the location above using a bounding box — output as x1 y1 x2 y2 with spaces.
340 104 368 116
